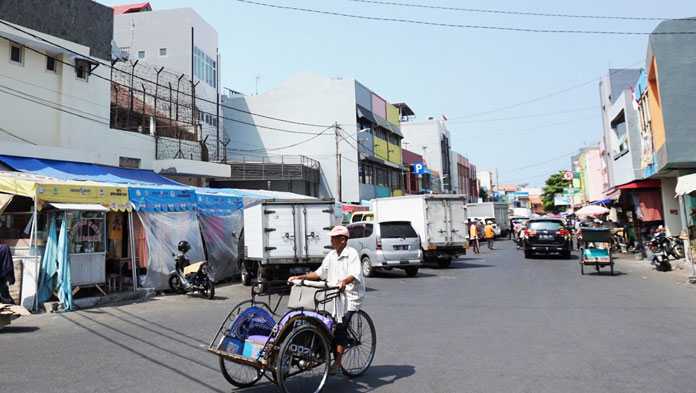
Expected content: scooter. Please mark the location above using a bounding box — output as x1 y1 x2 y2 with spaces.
169 240 215 299
653 231 685 260
645 237 672 272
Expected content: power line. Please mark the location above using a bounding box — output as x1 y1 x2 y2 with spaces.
234 0 696 35
498 152 573 173
448 61 645 120
461 115 597 140
348 0 672 21
227 126 335 152
0 22 331 129
446 106 596 124
500 170 562 184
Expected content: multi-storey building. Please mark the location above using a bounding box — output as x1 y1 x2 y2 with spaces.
221 72 404 202
0 0 154 167
400 118 452 193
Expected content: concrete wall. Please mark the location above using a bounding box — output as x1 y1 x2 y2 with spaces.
660 177 681 235
222 72 359 202
0 22 155 168
400 119 451 183
0 0 113 60
605 91 643 187
648 19 696 172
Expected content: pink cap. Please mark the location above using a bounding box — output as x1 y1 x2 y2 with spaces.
329 225 350 238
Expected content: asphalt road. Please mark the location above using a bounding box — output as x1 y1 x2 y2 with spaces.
2 240 696 392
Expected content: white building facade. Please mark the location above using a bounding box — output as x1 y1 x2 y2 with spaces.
0 7 154 168
399 119 452 193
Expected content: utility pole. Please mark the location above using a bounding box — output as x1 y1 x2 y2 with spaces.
335 122 342 202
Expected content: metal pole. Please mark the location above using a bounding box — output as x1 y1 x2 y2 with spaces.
335 122 341 202
128 211 137 291
31 197 38 311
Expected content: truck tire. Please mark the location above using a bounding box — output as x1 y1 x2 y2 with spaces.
437 257 452 268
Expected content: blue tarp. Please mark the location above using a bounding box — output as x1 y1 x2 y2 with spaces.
196 192 244 215
0 155 179 186
37 216 58 303
55 217 73 311
129 186 197 212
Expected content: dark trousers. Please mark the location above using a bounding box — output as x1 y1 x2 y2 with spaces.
487 238 494 249
0 279 14 304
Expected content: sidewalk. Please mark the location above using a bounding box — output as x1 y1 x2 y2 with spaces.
612 251 696 284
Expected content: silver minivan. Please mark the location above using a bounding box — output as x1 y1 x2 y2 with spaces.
346 221 423 277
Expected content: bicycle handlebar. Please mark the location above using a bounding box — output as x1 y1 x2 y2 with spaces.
290 279 338 289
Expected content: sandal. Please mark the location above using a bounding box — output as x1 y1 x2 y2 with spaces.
328 364 342 375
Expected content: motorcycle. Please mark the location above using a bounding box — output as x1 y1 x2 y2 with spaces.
169 240 215 299
653 231 685 259
645 236 672 272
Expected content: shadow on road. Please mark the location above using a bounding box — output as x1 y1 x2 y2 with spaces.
0 325 40 333
236 364 416 393
59 313 225 392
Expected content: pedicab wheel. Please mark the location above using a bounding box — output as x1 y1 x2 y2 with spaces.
276 324 330 393
341 310 376 378
219 356 262 388
201 277 215 299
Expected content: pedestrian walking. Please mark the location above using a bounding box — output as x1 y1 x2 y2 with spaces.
484 221 495 250
469 220 480 254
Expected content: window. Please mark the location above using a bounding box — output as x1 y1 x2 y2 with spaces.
610 111 628 157
390 171 401 190
193 46 217 88
380 222 418 238
10 45 23 64
75 59 90 80
347 224 364 239
138 50 145 59
364 223 374 237
529 220 563 231
376 168 388 187
46 56 56 72
159 48 167 56
362 164 374 185
375 128 386 140
119 157 141 169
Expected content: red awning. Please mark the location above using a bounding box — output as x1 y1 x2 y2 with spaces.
618 179 661 190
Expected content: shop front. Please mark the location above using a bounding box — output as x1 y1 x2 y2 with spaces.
0 172 130 310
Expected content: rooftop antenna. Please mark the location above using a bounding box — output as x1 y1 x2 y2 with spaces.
255 75 261 95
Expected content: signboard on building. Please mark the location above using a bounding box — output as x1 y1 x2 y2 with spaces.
413 162 426 175
554 196 571 206
563 187 580 196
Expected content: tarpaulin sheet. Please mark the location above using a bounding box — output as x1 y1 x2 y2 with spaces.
0 155 179 186
198 212 243 281
0 172 130 211
196 192 243 216
136 210 205 290
129 186 197 212
638 190 663 222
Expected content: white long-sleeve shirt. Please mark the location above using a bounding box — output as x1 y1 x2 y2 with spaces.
315 246 365 312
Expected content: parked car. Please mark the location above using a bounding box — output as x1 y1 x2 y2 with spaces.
350 210 375 223
523 218 572 259
346 220 422 277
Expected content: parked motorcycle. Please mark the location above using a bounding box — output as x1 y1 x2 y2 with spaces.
645 236 672 272
653 231 685 259
169 240 215 299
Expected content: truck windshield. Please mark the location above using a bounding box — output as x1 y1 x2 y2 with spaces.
380 222 418 238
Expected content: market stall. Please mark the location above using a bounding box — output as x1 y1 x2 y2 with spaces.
675 173 696 281
0 171 130 311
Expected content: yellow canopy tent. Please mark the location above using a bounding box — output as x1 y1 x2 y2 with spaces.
0 171 130 211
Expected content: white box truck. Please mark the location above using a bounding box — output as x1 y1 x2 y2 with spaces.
466 202 511 237
241 199 341 285
370 195 469 267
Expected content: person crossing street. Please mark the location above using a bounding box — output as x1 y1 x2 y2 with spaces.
484 221 495 250
469 220 480 254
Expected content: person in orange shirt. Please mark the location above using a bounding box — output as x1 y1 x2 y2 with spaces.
484 221 495 250
469 220 480 254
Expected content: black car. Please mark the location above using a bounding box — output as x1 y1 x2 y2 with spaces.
524 218 572 259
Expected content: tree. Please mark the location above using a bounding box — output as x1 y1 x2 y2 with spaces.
541 171 567 214
479 187 489 201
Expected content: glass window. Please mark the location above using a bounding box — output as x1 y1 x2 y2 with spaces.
529 220 563 231
10 45 22 64
46 56 56 72
159 48 167 56
347 224 364 239
138 50 145 59
390 171 401 190
380 222 418 238
75 59 89 80
364 223 374 237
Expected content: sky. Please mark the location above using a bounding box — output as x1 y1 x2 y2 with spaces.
99 0 696 187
